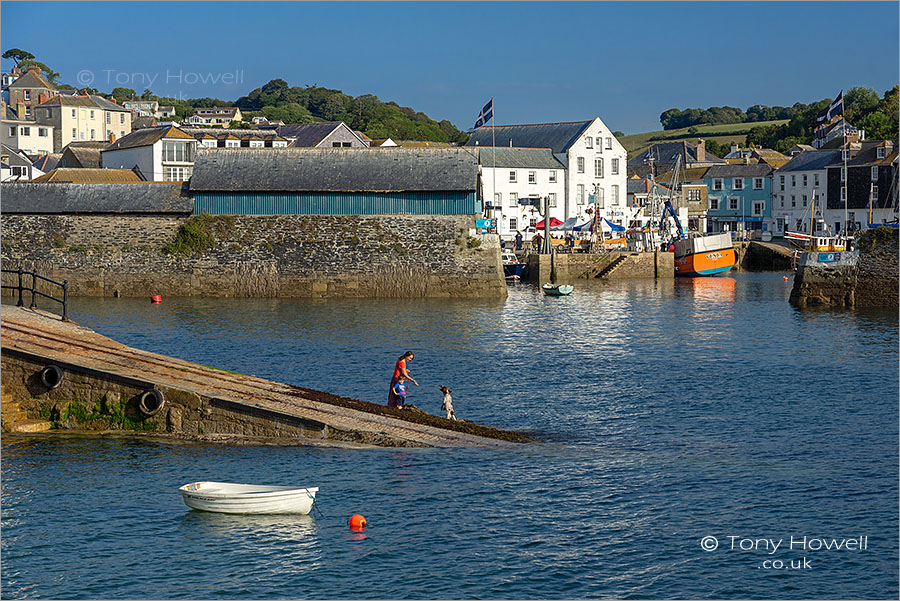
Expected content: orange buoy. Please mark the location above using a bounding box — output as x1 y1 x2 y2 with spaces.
783 276 788 282
348 514 367 530
151 295 162 303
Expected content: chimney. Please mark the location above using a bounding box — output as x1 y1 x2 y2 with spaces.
696 139 706 162
26 64 41 74
730 144 738 154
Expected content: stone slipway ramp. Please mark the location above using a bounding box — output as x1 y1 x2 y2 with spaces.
0 306 521 448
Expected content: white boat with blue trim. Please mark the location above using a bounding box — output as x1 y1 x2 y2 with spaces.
179 481 319 514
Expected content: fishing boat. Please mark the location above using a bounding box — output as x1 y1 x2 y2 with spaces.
179 481 319 515
542 283 574 296
672 233 737 277
501 250 524 280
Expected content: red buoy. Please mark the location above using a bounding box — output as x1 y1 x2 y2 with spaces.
348 514 367 530
151 295 162 304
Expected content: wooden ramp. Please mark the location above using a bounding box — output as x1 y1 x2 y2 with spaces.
0 306 520 448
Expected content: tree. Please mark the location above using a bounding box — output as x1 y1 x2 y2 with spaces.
844 86 880 122
111 87 136 102
16 59 60 85
2 48 35 65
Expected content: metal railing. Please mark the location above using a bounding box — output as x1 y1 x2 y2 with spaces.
1 268 69 321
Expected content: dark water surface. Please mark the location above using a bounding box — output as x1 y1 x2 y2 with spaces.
2 274 897 599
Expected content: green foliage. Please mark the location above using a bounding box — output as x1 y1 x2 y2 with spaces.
111 87 136 101
163 213 234 255
2 48 35 65
63 396 159 431
17 59 60 84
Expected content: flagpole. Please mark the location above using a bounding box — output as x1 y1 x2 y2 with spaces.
491 97 496 236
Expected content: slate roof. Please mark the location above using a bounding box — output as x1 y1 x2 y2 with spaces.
37 94 129 112
275 122 364 147
32 168 144 183
656 166 710 184
474 147 565 169
9 69 55 90
778 150 841 173
465 121 593 155
628 141 726 167
189 147 478 193
104 125 193 151
132 116 158 129
0 183 193 213
703 163 774 178
626 178 671 197
180 127 287 142
31 153 62 172
61 146 102 168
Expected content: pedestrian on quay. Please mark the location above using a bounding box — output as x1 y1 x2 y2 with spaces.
515 231 524 252
387 351 418 408
532 232 543 252
392 375 408 409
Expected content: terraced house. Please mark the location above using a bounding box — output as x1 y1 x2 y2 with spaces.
704 163 774 234
33 94 132 152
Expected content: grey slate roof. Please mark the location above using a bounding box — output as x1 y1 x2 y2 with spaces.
474 147 565 169
626 178 671 196
276 122 352 147
189 147 478 193
465 121 592 155
32 153 62 172
61 146 102 168
703 163 774 179
104 126 188 151
778 150 841 172
627 141 726 167
0 183 193 213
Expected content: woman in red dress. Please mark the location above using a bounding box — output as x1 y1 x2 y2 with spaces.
388 351 418 407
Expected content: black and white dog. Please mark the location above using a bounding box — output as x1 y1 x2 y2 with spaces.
439 385 456 421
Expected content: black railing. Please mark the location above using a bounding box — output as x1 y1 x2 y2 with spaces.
1 268 69 321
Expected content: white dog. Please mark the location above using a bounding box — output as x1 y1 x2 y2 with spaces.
439 385 456 420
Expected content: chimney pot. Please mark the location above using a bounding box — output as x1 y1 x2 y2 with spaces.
696 139 706 162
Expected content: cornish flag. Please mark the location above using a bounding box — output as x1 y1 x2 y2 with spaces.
474 99 493 129
816 91 844 124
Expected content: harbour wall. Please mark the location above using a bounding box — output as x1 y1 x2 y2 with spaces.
0 214 507 299
525 251 674 281
789 227 898 309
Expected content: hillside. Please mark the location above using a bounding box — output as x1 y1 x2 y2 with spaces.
619 119 790 159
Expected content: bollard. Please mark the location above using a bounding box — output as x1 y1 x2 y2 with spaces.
16 268 24 307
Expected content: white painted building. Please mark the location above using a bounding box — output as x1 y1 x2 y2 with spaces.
773 149 838 235
101 125 197 181
477 147 567 239
466 117 628 230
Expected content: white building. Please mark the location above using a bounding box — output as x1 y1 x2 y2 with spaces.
476 147 567 239
773 149 838 235
1 144 44 181
101 125 197 181
466 118 628 230
2 100 55 155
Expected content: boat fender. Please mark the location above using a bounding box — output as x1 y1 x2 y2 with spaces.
138 389 166 417
39 364 64 390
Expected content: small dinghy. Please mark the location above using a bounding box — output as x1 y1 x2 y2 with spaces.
179 481 319 515
542 283 574 296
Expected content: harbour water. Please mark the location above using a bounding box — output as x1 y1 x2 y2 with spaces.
2 273 897 599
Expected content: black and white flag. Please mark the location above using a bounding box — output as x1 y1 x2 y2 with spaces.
816 91 844 124
474 99 493 129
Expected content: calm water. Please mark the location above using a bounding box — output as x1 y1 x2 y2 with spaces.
2 274 898 599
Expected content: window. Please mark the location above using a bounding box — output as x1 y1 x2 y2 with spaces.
842 149 849 161
163 140 192 161
712 178 723 191
39 128 47 137
791 175 796 187
576 185 584 205
79 131 85 140
814 174 820 186
753 178 763 190
840 167 846 182
729 197 738 210
249 140 264 148
495 193 503 207
332 142 342 147
872 184 879 198
802 174 807 186
688 189 701 202
106 113 111 124
780 175 785 191
605 137 612 149
733 178 744 190
24 89 31 101
802 195 807 207
24 106 31 118
509 170 517 183
611 158 619 175
71 109 76 118
753 201 765 216
7 126 14 137
225 139 240 148
709 196 719 211
611 185 619 206
90 129 95 140
72 128 77 138
840 188 846 201
871 166 878 181
549 193 557 207
877 147 886 159
595 187 605 209
585 137 593 149
509 192 518 207
549 170 557 183
791 195 796 207
594 158 603 178
90 110 95 119
120 114 125 124
577 157 584 173
509 217 518 231
528 170 536 184
779 196 784 208
165 166 191 181
19 127 30 136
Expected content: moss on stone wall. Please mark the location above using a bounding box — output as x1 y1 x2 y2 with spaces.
163 213 236 256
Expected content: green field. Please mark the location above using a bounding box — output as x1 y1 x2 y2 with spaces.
620 119 789 158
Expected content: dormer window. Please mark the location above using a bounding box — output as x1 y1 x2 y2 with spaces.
876 147 885 159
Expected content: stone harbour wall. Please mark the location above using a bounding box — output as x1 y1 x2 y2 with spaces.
525 251 674 281
0 214 506 299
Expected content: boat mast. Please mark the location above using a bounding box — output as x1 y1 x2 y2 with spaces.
843 127 849 236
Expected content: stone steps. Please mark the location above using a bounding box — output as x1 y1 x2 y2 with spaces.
1 383 53 433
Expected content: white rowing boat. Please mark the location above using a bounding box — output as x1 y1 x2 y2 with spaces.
179 481 319 515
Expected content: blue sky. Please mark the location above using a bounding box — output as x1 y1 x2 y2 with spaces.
2 1 897 134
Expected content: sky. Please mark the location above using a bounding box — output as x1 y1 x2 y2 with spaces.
2 1 898 134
